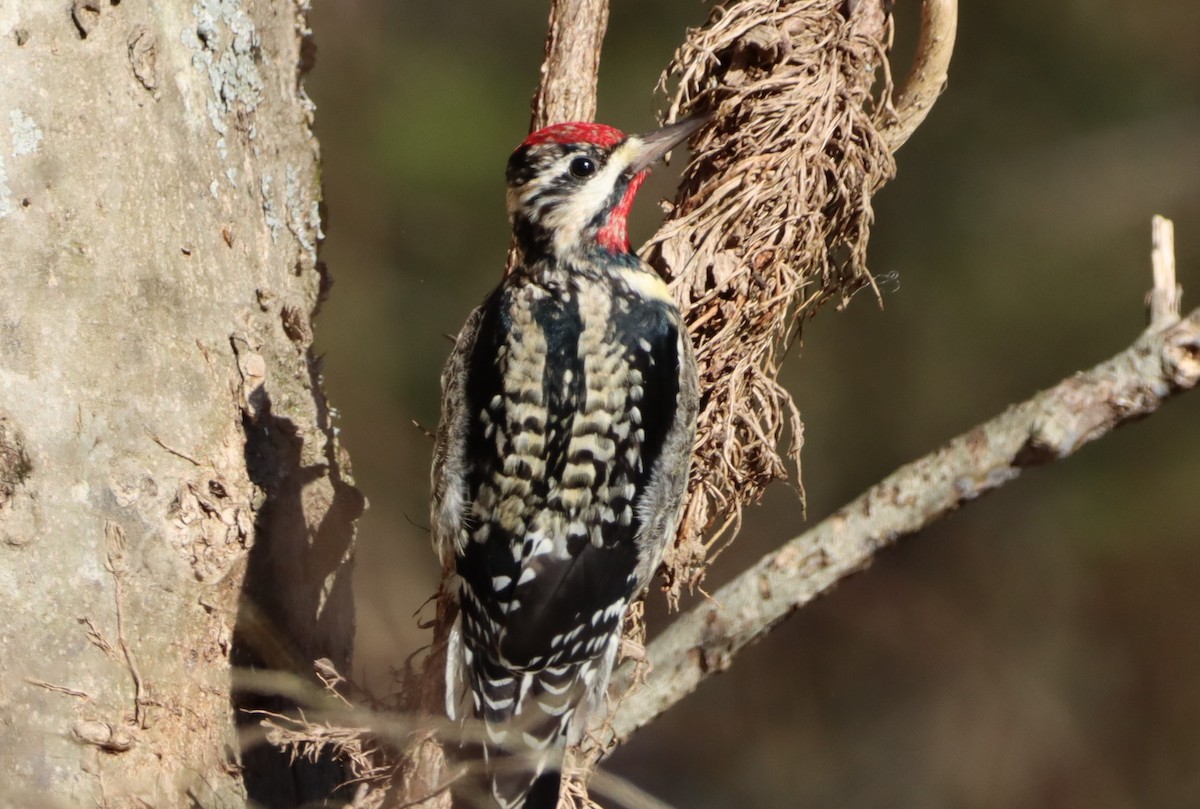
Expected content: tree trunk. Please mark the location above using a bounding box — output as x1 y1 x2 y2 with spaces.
0 2 360 806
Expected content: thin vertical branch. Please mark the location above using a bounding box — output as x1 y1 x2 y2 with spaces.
529 0 610 130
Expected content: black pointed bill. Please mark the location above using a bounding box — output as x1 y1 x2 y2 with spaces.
625 115 711 175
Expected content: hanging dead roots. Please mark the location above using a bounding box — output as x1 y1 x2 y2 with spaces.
648 0 898 602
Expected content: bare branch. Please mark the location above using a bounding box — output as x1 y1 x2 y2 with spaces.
588 219 1199 755
529 0 609 130
880 0 958 150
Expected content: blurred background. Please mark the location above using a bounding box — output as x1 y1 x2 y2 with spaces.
305 2 1200 807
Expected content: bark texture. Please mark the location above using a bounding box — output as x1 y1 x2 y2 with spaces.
529 0 608 130
0 2 359 806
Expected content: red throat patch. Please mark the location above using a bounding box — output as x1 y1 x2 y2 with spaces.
521 122 626 149
596 171 647 253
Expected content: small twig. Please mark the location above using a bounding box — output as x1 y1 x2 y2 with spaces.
880 0 958 150
589 223 1199 755
1149 214 1181 328
567 765 682 809
114 577 148 729
105 521 148 729
83 615 118 658
391 777 457 809
25 678 92 700
147 430 202 467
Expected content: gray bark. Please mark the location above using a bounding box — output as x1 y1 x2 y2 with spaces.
0 2 360 806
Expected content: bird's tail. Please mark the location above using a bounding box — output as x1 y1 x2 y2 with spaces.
470 655 597 809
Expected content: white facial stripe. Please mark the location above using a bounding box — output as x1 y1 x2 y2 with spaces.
509 140 642 254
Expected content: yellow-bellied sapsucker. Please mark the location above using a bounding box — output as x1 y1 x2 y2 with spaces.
431 118 704 808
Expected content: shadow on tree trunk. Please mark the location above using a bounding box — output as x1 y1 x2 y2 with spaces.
231 347 365 808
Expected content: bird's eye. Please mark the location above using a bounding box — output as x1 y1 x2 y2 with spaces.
568 156 596 178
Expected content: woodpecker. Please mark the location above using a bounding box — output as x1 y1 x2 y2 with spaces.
430 117 704 808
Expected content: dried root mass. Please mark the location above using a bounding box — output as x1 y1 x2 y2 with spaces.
649 0 897 600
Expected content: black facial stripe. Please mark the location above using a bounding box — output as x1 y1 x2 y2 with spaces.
506 142 611 189
586 178 633 231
